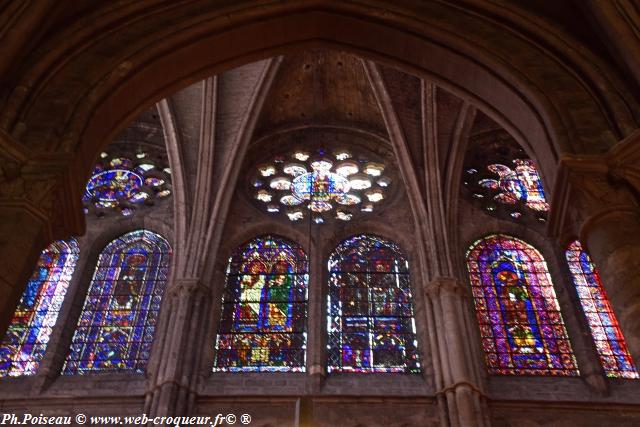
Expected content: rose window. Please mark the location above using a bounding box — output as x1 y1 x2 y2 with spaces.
252 150 391 223
83 153 172 217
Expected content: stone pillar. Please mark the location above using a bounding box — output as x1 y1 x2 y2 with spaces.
145 279 212 416
424 277 489 427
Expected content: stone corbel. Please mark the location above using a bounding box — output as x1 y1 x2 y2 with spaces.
548 149 639 240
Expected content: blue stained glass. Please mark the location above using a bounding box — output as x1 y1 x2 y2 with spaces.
566 241 638 379
62 230 171 375
467 234 578 376
214 235 308 372
0 239 79 377
327 235 420 373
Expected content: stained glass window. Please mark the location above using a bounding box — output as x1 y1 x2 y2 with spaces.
327 235 420 373
565 241 638 378
63 230 171 374
83 154 171 217
479 160 549 212
0 239 79 377
466 234 578 376
252 148 390 224
214 235 308 372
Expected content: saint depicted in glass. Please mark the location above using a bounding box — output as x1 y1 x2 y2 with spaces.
565 240 638 378
0 239 79 377
63 230 171 374
327 234 420 373
467 234 578 376
214 235 308 372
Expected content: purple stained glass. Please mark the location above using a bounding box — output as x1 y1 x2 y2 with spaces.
327 235 420 373
0 239 79 377
62 230 171 375
485 159 549 212
214 236 308 372
565 241 638 379
466 234 579 376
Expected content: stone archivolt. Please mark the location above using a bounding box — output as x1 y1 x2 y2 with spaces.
1 2 640 426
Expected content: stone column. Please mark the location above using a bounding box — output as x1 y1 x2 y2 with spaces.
424 277 489 427
144 58 278 418
145 279 212 416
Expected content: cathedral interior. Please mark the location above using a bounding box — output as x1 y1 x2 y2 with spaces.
1 1 640 426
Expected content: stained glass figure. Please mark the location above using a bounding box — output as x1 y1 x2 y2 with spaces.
479 160 549 212
0 239 79 377
327 235 421 373
565 241 638 378
214 236 308 372
63 230 171 374
466 234 578 376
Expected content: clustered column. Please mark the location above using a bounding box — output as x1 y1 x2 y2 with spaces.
145 279 212 416
424 277 489 427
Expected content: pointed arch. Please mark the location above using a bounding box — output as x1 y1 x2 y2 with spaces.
0 239 79 376
566 240 638 378
327 234 421 373
213 235 308 372
466 234 578 376
63 230 171 374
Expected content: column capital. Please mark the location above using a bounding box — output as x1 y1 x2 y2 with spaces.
548 132 640 240
424 277 468 298
0 130 85 241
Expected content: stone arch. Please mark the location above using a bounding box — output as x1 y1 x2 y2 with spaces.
2 1 637 190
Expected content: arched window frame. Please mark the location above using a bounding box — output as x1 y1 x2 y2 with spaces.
62 229 172 375
466 234 579 376
0 239 79 377
565 240 638 379
326 234 421 374
213 234 309 373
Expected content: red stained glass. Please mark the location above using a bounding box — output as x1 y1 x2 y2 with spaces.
214 236 308 372
466 234 579 376
565 241 638 379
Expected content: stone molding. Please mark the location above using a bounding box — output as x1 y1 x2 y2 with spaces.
436 380 485 398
